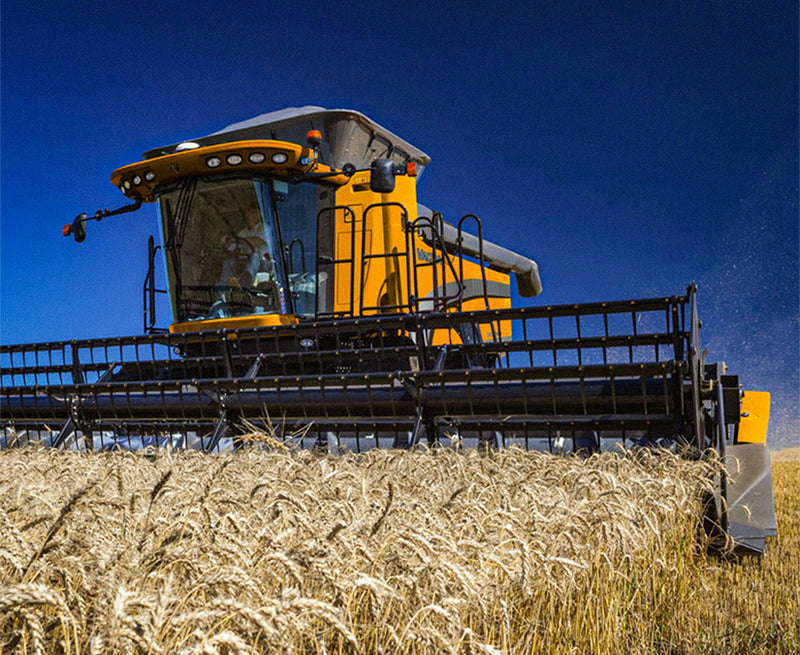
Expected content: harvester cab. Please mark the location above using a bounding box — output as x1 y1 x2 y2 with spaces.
3 106 777 555
64 106 541 337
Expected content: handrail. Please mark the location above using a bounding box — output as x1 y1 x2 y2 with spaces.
409 215 464 312
359 202 412 314
142 235 168 334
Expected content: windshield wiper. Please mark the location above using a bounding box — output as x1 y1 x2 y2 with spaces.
289 163 356 184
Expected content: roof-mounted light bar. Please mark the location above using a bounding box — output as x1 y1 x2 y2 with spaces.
110 139 341 201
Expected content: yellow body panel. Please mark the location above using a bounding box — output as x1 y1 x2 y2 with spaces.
332 172 512 329
169 313 299 334
333 175 417 314
738 390 770 444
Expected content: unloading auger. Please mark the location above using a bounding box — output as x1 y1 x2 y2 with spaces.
0 107 777 554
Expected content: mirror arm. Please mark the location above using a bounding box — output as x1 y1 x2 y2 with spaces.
63 199 143 243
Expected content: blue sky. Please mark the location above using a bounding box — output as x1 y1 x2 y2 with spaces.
1 1 797 446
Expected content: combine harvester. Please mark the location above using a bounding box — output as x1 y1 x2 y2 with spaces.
0 107 776 553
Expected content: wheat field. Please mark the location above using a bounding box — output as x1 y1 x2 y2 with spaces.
0 443 797 654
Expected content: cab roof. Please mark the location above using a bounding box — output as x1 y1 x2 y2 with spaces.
144 106 431 177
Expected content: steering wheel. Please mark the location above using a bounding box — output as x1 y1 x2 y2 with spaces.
224 235 255 256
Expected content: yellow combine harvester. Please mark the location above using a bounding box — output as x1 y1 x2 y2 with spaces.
1 107 776 554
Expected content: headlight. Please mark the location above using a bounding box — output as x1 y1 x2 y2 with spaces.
144 170 155 182
271 152 288 164
132 175 142 185
206 156 221 168
226 154 243 166
123 180 132 190
248 152 266 164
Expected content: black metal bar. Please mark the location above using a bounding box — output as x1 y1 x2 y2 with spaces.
687 284 704 448
51 416 76 450
407 407 424 448
715 379 729 534
70 343 84 385
457 214 489 311
205 406 230 452
145 245 169 335
314 205 357 318
144 235 156 333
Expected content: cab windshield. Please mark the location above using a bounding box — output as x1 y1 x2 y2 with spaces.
158 177 286 322
157 177 330 322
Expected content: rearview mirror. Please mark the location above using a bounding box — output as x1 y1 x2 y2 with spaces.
370 159 395 193
63 214 87 243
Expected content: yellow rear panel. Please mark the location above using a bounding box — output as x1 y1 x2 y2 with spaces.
737 390 770 444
